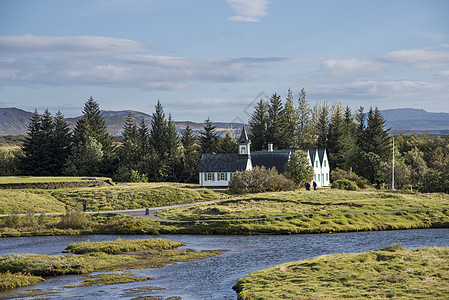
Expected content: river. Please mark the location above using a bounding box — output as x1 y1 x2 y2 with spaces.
1 229 449 299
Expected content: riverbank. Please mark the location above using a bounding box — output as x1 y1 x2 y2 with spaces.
0 237 224 292
1 185 449 237
234 245 449 299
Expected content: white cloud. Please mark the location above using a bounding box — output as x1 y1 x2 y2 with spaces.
439 70 449 78
410 31 449 41
0 35 153 54
227 0 269 22
319 58 385 78
383 49 449 68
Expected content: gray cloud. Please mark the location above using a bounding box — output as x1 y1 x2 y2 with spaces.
0 35 154 54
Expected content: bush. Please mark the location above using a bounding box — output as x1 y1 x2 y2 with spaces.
331 179 359 190
57 209 91 229
228 166 297 194
331 168 370 189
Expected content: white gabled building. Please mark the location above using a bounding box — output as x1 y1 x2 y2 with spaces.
199 127 330 187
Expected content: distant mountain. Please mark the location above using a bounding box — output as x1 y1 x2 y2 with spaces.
2 107 447 137
381 108 449 134
0 108 243 136
0 108 33 136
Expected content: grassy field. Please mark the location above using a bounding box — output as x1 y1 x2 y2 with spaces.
157 189 449 221
0 237 225 290
0 176 109 184
0 182 229 214
234 245 449 299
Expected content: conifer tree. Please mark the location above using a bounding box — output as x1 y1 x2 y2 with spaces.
281 88 299 149
73 96 112 158
267 93 284 149
316 103 329 149
181 125 200 182
248 99 269 151
297 87 311 148
199 117 218 154
20 110 43 175
217 130 238 154
150 100 168 158
327 102 346 169
52 111 72 175
166 113 183 182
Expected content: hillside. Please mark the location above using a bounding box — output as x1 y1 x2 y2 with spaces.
383 108 449 134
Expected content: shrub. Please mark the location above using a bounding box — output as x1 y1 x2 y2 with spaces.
378 242 405 252
331 179 359 191
57 209 91 229
228 166 297 194
331 168 370 189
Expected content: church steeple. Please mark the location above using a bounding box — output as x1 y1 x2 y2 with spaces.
238 126 251 157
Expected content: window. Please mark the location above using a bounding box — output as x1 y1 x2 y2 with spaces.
316 160 318 167
326 173 328 181
241 146 246 154
318 174 320 182
220 172 225 181
207 173 212 181
324 160 326 167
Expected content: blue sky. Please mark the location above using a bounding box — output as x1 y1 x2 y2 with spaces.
1 0 449 122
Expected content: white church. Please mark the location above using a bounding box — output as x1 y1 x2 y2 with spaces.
199 127 330 188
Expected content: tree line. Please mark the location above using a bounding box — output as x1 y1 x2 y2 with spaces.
1 91 449 193
4 97 239 183
247 88 449 193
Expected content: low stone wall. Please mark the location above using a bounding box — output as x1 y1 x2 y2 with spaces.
0 179 113 189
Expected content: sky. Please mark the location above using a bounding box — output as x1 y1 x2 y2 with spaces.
1 0 449 123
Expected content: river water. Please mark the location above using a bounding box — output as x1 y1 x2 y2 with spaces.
1 229 449 299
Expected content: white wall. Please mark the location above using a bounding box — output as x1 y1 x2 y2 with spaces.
199 172 233 187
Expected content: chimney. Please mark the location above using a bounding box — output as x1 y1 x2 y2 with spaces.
268 143 273 152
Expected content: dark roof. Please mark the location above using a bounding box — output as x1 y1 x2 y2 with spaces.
199 149 327 173
238 126 250 144
199 153 249 172
251 150 292 173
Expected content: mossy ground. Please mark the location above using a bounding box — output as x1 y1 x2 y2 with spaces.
234 246 449 299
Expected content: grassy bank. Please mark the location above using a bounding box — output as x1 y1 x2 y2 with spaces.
157 189 449 220
0 182 229 214
0 238 225 291
233 245 449 299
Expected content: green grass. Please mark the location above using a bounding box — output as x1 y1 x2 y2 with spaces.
0 176 110 184
157 189 449 221
63 238 182 254
234 246 449 299
0 238 225 290
0 182 229 214
0 271 45 290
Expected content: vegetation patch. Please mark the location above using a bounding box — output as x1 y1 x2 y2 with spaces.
63 238 182 254
0 271 45 291
67 272 153 287
234 246 449 299
0 238 225 291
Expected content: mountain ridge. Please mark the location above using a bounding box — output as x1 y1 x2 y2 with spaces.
1 107 448 136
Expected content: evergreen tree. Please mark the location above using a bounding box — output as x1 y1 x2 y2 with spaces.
363 107 391 160
52 111 72 175
327 102 346 169
115 113 140 181
73 96 113 158
316 103 329 149
181 125 200 182
284 150 314 186
248 99 269 151
70 97 114 176
150 100 168 158
166 113 183 182
297 87 311 148
20 110 43 175
281 88 299 149
64 136 104 176
217 130 238 154
199 118 218 154
267 93 284 149
39 109 56 175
